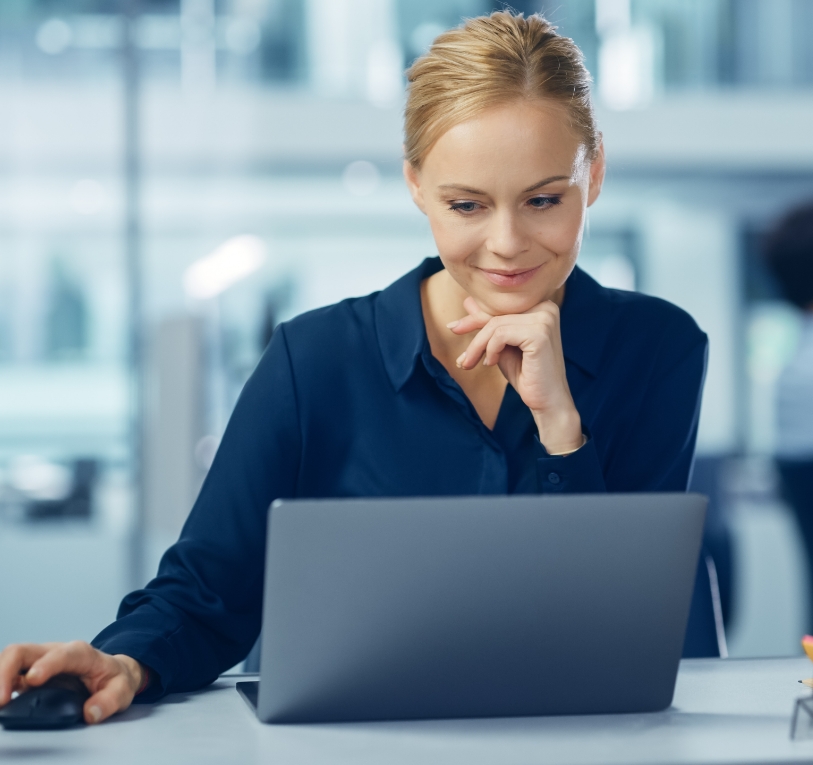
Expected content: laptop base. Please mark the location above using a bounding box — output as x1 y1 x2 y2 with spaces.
236 681 260 714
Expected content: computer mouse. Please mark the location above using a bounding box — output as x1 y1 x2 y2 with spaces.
0 673 90 730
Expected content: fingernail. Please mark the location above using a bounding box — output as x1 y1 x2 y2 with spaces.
26 668 40 680
455 353 466 368
446 320 460 329
89 706 102 723
482 358 490 366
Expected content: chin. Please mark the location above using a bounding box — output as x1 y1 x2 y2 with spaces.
461 259 571 315
476 290 544 316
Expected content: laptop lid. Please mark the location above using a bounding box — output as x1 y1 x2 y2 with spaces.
256 493 706 723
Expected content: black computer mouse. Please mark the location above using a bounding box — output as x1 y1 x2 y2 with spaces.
0 673 90 730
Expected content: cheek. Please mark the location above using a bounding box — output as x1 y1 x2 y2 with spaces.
426 213 482 264
534 206 585 257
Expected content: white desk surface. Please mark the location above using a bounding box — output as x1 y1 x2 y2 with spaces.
3 657 813 765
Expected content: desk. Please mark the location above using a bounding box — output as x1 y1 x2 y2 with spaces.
2 657 813 764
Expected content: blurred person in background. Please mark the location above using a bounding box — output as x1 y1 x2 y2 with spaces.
766 203 813 632
0 11 714 724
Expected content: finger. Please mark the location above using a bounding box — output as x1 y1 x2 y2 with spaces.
457 321 499 369
0 644 49 704
483 323 539 367
458 315 535 369
459 309 561 369
26 641 97 688
483 325 510 366
447 298 492 335
84 674 134 725
448 297 556 335
524 299 560 317
447 313 488 335
496 345 523 385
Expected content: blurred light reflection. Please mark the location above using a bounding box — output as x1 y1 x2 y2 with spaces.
183 235 268 300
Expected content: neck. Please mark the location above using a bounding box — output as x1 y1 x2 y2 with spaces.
420 270 474 366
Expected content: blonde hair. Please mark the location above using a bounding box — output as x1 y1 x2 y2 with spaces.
404 11 600 168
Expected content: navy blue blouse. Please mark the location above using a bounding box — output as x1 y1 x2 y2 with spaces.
93 257 709 700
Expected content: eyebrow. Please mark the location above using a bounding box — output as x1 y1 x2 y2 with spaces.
438 175 571 195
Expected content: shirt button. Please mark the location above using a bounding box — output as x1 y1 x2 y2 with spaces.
548 472 561 485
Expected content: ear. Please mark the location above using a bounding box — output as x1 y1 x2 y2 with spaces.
403 159 427 214
586 138 605 208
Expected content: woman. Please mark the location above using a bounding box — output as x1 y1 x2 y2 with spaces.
0 12 709 724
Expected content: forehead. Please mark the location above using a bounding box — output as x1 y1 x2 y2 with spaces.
422 99 585 184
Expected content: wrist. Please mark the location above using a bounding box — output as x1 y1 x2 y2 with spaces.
115 654 147 695
532 407 583 455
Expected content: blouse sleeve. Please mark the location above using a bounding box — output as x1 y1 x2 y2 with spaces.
533 430 607 493
605 333 708 492
91 325 302 701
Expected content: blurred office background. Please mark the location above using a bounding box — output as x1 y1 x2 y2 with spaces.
0 0 812 659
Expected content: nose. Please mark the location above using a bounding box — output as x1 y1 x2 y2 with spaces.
484 209 530 259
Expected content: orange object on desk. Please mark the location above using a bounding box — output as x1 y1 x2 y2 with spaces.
802 635 813 662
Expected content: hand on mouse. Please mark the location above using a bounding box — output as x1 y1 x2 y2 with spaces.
0 641 146 724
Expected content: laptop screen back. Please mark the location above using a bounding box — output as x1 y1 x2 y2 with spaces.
257 493 706 722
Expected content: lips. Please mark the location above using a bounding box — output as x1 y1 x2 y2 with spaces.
478 265 541 287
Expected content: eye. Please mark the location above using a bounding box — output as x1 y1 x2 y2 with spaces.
527 196 562 209
448 201 482 214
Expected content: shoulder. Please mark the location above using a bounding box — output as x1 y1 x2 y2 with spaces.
565 266 707 383
274 292 380 370
608 292 707 384
572 266 705 349
605 287 705 348
275 256 436 372
604 289 708 385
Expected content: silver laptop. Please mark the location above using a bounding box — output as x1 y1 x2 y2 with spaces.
237 493 706 723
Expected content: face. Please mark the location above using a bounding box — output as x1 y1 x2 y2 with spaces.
404 99 605 315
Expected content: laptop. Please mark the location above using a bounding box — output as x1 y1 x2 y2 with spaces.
237 493 706 723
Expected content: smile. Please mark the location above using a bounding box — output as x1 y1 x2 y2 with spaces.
478 265 542 287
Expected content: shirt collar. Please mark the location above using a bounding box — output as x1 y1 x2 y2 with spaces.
374 257 442 392
374 256 613 392
558 264 615 378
